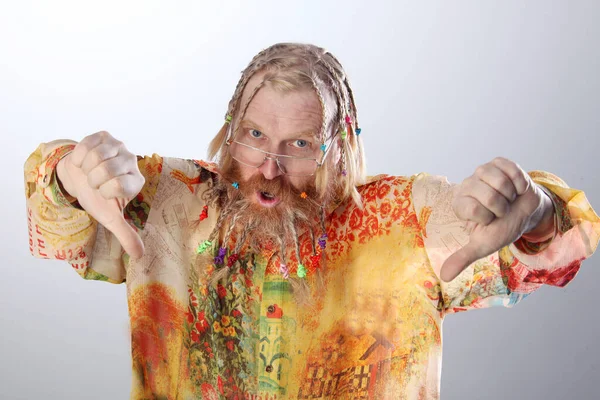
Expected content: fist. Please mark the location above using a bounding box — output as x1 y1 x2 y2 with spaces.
57 131 145 259
440 157 553 282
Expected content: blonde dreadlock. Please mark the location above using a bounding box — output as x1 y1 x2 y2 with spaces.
201 43 366 302
208 42 366 206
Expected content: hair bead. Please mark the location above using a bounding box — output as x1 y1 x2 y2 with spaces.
232 182 239 189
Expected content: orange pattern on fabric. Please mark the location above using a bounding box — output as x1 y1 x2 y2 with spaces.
24 142 600 399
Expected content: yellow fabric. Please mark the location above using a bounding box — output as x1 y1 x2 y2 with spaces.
24 142 600 399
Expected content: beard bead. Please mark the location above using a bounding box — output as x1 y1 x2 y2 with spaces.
196 240 212 254
279 263 290 279
199 205 209 221
227 253 239 268
214 247 227 264
318 234 328 249
297 264 307 278
310 254 321 270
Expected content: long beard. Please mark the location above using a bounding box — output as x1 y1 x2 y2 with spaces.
199 163 330 304
206 162 322 255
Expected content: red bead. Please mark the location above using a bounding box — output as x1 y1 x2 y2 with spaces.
199 205 209 221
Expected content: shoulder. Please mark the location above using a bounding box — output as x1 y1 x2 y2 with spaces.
141 156 218 185
355 173 422 204
152 156 220 198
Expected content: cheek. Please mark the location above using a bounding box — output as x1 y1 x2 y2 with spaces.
288 176 314 190
237 163 256 182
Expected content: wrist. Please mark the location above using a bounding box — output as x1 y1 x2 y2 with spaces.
521 185 557 243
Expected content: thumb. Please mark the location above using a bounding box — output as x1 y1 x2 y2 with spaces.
105 216 145 260
439 241 481 282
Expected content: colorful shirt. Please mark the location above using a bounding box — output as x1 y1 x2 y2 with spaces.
24 140 600 399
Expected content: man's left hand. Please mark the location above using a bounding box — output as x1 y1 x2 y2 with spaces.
439 157 555 282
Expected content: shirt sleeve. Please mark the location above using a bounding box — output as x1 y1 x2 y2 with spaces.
24 140 163 283
411 170 600 315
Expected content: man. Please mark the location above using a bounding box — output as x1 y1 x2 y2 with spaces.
24 43 599 399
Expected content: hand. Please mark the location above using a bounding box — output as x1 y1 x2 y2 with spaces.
56 131 145 259
440 157 554 282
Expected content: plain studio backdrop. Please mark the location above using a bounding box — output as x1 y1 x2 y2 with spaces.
1 1 598 399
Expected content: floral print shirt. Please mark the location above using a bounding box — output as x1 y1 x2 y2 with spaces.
24 140 600 399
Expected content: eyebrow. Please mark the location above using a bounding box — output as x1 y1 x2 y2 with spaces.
239 119 319 140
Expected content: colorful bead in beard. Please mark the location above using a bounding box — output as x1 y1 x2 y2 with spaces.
221 162 321 226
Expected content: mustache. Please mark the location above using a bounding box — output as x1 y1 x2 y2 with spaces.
243 174 292 198
222 162 317 203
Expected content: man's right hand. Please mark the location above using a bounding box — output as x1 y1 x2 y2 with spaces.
56 131 146 259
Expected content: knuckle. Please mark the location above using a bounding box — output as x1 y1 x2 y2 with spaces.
113 176 126 195
466 199 480 218
75 141 89 156
483 191 498 208
494 197 509 216
97 130 111 140
501 181 515 199
498 176 511 190
127 152 139 166
98 162 113 180
90 147 104 164
474 165 487 178
459 177 473 194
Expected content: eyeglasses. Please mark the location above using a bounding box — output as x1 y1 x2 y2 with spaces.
225 133 334 177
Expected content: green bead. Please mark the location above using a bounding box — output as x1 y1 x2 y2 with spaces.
341 130 347 140
297 264 307 278
196 240 212 254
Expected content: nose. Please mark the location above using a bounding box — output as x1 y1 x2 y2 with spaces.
258 157 282 180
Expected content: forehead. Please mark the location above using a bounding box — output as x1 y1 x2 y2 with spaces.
239 72 324 138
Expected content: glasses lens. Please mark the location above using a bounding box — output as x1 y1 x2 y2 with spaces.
229 141 265 168
277 157 318 176
229 141 318 176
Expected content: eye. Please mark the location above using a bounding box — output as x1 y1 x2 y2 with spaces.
249 129 263 138
293 139 309 148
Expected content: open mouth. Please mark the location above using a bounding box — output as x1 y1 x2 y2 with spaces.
256 190 280 208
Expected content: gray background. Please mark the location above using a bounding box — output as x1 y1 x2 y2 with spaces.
1 1 598 399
